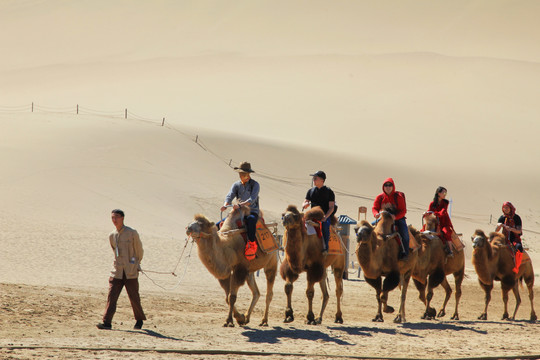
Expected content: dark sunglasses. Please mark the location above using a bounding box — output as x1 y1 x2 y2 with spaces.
384 183 393 187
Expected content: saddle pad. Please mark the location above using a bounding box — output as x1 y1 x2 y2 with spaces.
451 231 465 252
306 223 318 236
328 226 344 255
255 220 278 253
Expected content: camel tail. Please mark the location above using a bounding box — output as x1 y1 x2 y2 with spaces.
383 271 400 292
429 268 445 289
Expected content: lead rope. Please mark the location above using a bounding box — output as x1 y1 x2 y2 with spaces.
140 237 195 291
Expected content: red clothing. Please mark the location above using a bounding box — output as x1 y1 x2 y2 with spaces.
428 199 454 244
372 178 407 220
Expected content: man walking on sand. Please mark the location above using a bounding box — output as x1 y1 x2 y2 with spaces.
97 209 146 330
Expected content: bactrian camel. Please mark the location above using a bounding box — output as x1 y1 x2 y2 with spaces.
280 205 345 325
471 229 536 322
355 210 418 323
186 207 278 327
411 213 465 320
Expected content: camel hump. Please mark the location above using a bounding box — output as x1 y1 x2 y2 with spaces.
285 204 300 214
305 207 325 222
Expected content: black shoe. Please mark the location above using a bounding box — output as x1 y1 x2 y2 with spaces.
134 320 143 330
398 251 409 261
97 322 112 330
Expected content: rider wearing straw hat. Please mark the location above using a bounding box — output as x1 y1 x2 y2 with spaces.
221 162 260 260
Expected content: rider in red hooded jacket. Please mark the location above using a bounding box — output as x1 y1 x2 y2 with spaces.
372 178 409 259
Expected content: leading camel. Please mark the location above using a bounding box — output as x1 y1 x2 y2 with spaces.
186 207 278 327
412 213 465 320
354 210 418 323
280 205 345 325
471 229 536 322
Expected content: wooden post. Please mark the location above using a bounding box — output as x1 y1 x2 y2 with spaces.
125 109 127 119
358 206 367 221
76 104 79 114
195 135 198 143
161 118 165 126
31 102 33 112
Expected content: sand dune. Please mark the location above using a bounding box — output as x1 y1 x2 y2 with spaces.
2 1 540 358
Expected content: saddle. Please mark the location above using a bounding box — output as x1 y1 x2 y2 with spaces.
305 221 344 255
233 217 279 254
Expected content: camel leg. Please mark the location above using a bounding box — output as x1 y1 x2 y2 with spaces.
526 275 537 322
306 280 317 325
314 271 330 325
413 279 429 319
394 272 411 323
478 281 493 320
424 278 437 320
242 273 260 326
260 265 277 326
225 267 249 327
509 283 521 321
450 269 464 320
333 267 344 324
437 277 451 318
284 279 295 323
365 277 384 322
218 277 242 326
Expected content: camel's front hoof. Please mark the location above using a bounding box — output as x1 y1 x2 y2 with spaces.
531 314 537 322
478 313 487 320
437 310 446 318
450 313 459 320
501 313 511 321
259 320 269 327
372 314 384 322
383 305 395 314
335 316 343 324
393 315 404 323
421 312 433 320
284 316 294 323
223 322 235 327
426 307 436 318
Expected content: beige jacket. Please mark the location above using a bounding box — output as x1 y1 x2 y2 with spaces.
109 226 144 279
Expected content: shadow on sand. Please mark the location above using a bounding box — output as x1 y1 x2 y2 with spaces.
241 326 354 345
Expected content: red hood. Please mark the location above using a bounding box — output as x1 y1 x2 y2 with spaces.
382 177 396 195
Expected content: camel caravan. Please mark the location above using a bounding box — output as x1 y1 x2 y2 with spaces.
186 165 536 326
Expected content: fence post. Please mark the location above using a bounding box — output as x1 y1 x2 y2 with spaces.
125 109 127 119
162 118 165 126
31 102 33 112
76 104 79 114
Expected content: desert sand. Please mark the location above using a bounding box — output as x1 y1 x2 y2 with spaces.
1 1 540 359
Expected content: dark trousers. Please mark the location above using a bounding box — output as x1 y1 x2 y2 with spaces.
395 217 410 255
321 218 331 250
245 212 259 242
103 272 146 323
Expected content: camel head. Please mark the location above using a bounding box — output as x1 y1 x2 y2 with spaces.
355 220 374 243
471 229 488 249
282 205 303 228
186 214 215 239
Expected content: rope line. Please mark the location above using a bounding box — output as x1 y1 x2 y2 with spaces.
2 101 538 235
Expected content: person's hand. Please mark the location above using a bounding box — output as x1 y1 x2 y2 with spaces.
220 206 227 212
233 204 240 210
302 202 310 210
374 212 380 219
